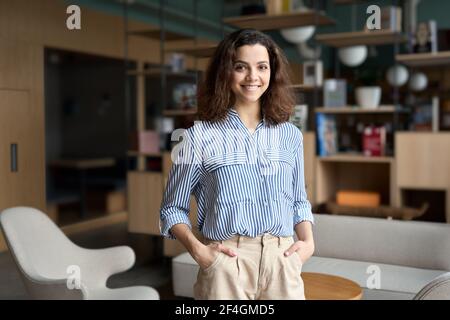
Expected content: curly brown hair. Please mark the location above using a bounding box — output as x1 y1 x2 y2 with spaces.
197 29 296 126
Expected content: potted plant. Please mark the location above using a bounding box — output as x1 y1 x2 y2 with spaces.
354 68 382 109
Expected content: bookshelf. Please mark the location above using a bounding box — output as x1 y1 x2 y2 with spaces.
165 45 217 58
315 106 398 114
128 29 194 41
318 154 394 163
396 51 450 67
316 30 407 47
162 108 198 116
290 84 322 92
223 11 335 30
127 69 198 78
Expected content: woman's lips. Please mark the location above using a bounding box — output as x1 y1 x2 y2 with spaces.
241 85 261 91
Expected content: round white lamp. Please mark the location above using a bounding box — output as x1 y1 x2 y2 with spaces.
386 64 409 87
338 45 368 67
280 26 315 43
409 72 428 91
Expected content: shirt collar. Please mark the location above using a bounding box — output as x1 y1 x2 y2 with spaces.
228 107 267 128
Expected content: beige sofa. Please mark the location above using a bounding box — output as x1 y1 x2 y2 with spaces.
172 214 450 299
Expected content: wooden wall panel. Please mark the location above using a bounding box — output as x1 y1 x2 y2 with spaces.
396 133 450 189
127 171 163 235
303 132 316 205
0 41 45 213
396 132 450 222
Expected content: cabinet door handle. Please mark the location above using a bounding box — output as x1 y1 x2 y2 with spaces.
10 143 18 172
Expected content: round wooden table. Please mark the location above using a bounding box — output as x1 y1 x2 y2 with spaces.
302 272 363 300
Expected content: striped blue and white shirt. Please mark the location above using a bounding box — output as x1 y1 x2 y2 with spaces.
160 108 314 241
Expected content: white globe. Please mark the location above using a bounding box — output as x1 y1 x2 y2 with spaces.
409 72 428 91
386 64 409 87
338 45 368 67
280 26 315 43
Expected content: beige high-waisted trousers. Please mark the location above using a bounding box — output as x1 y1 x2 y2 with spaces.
193 233 305 300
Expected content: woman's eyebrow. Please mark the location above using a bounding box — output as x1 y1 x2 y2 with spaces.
234 60 269 65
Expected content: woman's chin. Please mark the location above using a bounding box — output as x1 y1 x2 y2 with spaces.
239 94 262 103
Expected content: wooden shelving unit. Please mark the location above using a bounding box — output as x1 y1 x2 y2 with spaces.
162 108 198 116
127 151 162 157
318 153 394 163
128 29 193 41
315 105 398 114
166 45 217 58
316 30 407 47
290 84 322 91
223 11 335 30
396 51 450 67
127 69 197 77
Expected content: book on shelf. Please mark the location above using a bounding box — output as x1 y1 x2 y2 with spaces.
323 79 347 108
410 97 440 132
432 96 440 132
409 20 438 53
362 125 386 157
442 99 450 130
290 104 308 132
438 29 450 51
381 6 402 32
316 113 338 156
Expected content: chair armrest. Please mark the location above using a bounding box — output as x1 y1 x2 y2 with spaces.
92 246 136 275
22 273 88 299
77 245 136 280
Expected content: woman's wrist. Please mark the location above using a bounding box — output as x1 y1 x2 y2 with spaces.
191 242 206 260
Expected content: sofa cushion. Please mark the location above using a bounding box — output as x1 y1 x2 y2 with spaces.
361 288 414 300
309 214 450 271
303 256 447 298
172 253 198 298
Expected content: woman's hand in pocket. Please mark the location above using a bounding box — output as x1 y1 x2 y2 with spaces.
284 240 315 264
194 242 238 270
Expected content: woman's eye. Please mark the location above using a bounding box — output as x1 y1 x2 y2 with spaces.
259 65 268 70
234 65 246 71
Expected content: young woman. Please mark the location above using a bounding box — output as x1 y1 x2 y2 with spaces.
160 29 314 300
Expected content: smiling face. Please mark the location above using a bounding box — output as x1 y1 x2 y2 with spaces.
231 44 271 109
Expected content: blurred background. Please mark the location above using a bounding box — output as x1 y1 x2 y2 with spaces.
0 0 449 299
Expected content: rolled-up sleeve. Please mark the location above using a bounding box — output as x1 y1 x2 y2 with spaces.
159 131 201 239
292 131 314 226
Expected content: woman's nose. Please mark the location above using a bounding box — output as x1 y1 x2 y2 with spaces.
246 68 258 81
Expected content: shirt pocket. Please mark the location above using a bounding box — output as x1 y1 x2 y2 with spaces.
203 152 248 172
203 152 250 204
264 148 295 169
264 148 295 202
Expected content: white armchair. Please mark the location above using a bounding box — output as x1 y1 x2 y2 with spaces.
414 272 450 300
0 207 159 300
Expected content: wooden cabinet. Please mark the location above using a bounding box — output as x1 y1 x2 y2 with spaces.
0 41 45 212
0 90 44 209
0 39 45 252
315 156 395 207
396 133 450 189
396 132 450 222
